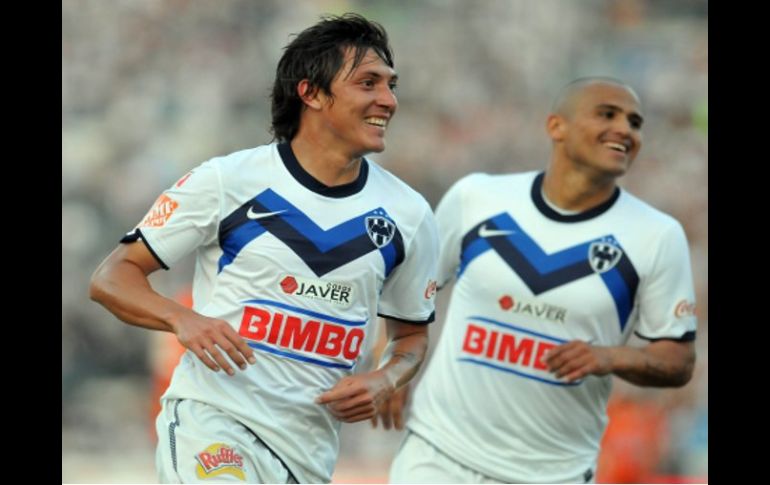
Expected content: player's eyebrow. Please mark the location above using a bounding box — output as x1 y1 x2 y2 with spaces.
355 70 399 82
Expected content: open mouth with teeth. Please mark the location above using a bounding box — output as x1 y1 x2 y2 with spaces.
603 141 628 153
365 117 388 128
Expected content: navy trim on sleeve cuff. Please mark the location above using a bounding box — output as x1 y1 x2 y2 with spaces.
634 330 696 342
120 228 170 270
378 311 435 325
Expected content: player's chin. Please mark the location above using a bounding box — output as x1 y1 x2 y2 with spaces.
608 166 628 177
352 140 385 159
600 159 630 177
367 140 386 153
608 153 634 171
363 133 387 153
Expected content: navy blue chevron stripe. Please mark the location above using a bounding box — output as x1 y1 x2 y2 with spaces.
219 220 267 272
382 229 404 276
258 189 372 251
601 253 639 329
217 189 404 277
459 237 491 277
459 212 639 330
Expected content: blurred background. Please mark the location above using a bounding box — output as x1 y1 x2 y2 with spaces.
62 0 707 482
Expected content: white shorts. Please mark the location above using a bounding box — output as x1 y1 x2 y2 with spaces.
155 399 298 484
389 431 596 484
389 431 503 484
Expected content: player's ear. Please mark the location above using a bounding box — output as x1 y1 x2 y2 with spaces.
297 80 323 110
546 114 567 142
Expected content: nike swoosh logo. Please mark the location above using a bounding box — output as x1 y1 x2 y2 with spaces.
478 224 514 238
247 208 287 220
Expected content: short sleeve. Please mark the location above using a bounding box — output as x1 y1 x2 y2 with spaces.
121 160 222 269
377 206 440 324
634 221 698 341
434 175 474 288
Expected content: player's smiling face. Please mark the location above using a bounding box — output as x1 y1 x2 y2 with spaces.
318 47 398 158
559 83 644 177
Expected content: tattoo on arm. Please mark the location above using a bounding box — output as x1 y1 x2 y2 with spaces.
390 350 419 364
616 347 695 387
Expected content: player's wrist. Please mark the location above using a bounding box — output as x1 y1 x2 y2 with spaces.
375 366 399 392
606 346 637 375
163 304 193 334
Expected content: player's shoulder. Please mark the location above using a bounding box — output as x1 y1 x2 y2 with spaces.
447 170 539 197
367 160 432 213
618 189 686 234
203 143 275 172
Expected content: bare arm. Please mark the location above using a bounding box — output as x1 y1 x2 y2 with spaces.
89 242 255 375
545 339 696 387
89 242 185 331
378 319 429 388
315 319 428 424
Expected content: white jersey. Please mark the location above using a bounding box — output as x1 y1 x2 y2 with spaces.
124 143 439 483
406 171 696 483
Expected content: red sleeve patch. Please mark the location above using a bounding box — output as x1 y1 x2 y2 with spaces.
140 194 179 228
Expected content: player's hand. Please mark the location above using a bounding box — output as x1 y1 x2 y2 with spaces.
315 370 394 423
544 340 614 383
172 312 256 376
371 382 409 430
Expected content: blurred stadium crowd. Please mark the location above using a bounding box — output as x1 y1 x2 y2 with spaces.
62 0 707 482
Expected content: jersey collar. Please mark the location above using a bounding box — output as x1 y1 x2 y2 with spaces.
278 142 368 198
531 171 620 222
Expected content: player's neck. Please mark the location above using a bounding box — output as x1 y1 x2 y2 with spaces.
289 135 362 188
542 162 618 213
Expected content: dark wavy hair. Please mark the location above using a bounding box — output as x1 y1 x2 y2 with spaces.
270 13 394 142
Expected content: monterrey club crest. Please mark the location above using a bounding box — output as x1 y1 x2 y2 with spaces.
588 240 623 273
365 216 396 248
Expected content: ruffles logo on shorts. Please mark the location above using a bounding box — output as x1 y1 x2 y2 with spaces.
195 443 245 481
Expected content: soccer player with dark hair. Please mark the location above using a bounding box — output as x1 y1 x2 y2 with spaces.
90 13 438 483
